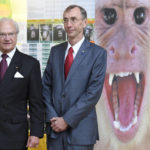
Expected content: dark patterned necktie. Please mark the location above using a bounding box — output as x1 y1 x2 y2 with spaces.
64 47 74 79
0 54 8 80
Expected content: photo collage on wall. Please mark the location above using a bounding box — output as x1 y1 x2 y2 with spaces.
27 19 94 74
27 22 66 43
27 21 94 43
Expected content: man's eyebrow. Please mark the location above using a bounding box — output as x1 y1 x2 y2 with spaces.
63 16 77 19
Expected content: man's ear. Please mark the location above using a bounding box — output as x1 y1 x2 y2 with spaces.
83 19 88 28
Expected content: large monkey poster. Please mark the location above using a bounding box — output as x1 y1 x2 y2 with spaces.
94 0 150 149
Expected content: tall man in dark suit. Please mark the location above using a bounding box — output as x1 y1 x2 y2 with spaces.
42 5 107 150
0 18 44 150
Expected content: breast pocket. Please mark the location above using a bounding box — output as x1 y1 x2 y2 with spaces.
10 78 27 91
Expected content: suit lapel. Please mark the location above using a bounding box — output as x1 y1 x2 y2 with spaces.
65 39 90 85
0 49 22 89
59 43 67 85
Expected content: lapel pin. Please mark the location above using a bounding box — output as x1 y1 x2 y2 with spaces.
16 66 19 70
81 50 87 55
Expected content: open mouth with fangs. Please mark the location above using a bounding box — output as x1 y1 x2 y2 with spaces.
105 72 145 142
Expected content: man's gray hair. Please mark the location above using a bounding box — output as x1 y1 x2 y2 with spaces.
0 18 19 33
63 5 87 19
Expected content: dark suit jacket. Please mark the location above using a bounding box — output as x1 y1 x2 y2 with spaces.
0 49 44 149
42 39 107 145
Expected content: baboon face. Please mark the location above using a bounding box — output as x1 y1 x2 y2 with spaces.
95 0 150 147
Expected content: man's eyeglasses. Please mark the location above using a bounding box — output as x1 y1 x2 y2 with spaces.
0 32 17 39
63 17 83 24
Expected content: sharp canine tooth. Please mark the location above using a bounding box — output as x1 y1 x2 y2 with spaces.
135 72 140 83
115 112 118 120
132 116 137 125
109 74 114 85
134 109 137 116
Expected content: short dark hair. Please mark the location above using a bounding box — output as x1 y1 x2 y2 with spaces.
64 5 87 19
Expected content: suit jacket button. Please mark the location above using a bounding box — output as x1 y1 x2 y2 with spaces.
62 93 65 97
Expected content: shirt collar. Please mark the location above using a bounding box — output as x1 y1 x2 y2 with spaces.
0 47 16 59
67 37 85 54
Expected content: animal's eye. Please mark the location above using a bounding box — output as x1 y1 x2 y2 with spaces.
103 8 117 25
134 7 146 25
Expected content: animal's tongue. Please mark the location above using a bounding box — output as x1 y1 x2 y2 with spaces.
117 76 136 126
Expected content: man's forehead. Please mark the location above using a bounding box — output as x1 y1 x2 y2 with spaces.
0 20 13 25
63 7 81 17
0 21 16 30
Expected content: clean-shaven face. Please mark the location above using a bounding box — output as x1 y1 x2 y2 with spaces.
63 7 87 43
0 20 17 53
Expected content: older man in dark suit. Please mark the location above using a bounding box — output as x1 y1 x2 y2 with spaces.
42 5 107 150
0 18 44 150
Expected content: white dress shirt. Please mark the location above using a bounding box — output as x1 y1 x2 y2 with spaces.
65 37 85 60
0 48 16 66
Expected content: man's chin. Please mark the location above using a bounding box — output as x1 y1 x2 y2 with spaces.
1 47 14 53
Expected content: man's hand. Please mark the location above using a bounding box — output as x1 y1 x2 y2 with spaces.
26 136 39 148
50 117 68 132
